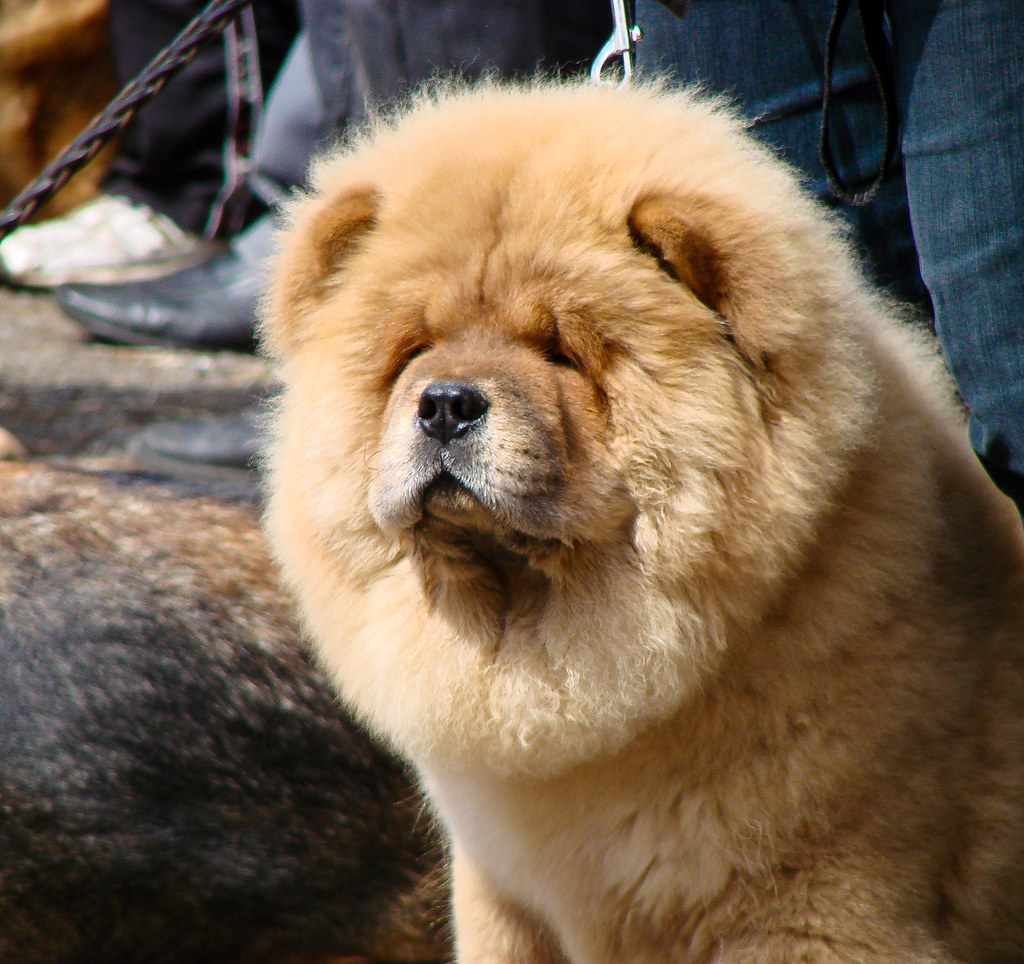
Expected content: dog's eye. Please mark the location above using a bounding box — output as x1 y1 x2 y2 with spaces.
379 340 431 387
542 344 576 369
405 344 429 365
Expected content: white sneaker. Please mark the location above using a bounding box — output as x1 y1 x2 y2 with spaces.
0 195 217 288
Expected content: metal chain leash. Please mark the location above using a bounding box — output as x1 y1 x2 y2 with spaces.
0 0 254 241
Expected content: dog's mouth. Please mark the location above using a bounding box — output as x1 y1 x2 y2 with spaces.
372 437 570 551
413 467 563 564
421 470 480 519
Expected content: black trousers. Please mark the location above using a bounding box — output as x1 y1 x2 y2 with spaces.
328 0 611 125
252 0 612 204
102 0 298 235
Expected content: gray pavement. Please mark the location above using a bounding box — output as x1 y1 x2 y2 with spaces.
0 285 273 484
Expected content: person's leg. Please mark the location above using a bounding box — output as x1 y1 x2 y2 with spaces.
103 0 298 235
53 26 333 350
337 0 609 109
250 29 342 206
635 0 927 310
888 0 1024 517
390 0 609 84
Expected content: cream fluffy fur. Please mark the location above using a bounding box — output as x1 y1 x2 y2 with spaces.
262 81 1024 962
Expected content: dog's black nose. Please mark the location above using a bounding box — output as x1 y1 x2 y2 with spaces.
417 381 489 443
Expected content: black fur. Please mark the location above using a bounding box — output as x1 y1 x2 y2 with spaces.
0 465 448 964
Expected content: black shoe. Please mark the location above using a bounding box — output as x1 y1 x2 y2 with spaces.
130 407 266 484
54 216 275 351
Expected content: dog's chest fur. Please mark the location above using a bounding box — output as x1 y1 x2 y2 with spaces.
421 754 741 956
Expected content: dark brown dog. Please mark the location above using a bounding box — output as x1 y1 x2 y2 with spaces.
0 463 448 964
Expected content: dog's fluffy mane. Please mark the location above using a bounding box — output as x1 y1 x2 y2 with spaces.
261 80 968 776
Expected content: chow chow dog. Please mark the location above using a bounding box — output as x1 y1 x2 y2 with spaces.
0 463 447 963
261 81 1024 962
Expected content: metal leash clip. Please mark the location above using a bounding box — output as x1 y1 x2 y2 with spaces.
590 0 641 88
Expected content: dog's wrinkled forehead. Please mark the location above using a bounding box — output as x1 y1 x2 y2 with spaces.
350 168 624 378
370 258 610 390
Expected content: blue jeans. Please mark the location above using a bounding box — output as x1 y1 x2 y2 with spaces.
889 0 1024 516
637 0 1024 519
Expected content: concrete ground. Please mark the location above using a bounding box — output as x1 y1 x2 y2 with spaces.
0 285 274 487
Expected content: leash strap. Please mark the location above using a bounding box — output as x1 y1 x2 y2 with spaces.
205 3 263 237
819 0 898 206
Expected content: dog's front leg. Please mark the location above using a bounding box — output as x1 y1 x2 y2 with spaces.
451 842 568 964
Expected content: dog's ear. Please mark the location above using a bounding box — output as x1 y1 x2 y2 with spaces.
628 194 785 370
628 195 729 318
262 187 379 356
